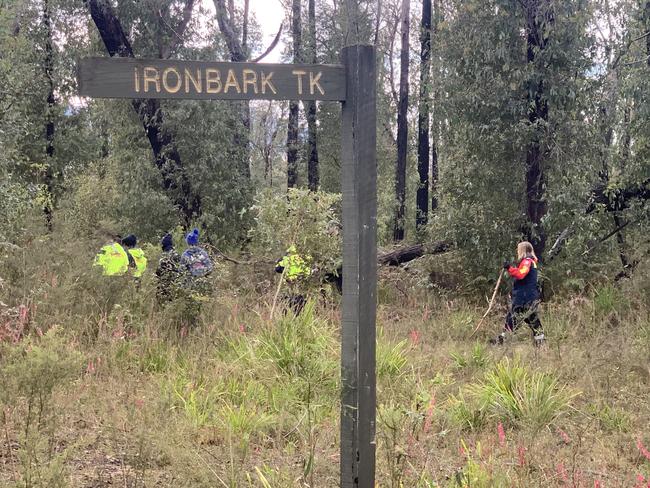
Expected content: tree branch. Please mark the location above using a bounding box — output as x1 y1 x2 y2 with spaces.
251 22 283 62
214 0 245 61
162 0 196 59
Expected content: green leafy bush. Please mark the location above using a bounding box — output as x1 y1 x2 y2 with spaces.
249 188 342 277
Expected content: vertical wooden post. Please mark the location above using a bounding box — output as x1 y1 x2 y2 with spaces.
340 44 377 488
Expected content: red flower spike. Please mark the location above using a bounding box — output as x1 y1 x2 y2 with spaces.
497 422 506 447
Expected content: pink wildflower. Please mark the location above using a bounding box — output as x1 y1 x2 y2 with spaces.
497 422 506 447
409 329 420 345
636 474 650 488
517 445 527 467
594 479 602 488
557 428 571 445
239 323 246 334
638 438 650 462
18 305 28 325
556 462 568 484
86 360 95 374
423 394 436 434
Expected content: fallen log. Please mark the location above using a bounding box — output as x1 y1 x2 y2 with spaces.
378 241 450 266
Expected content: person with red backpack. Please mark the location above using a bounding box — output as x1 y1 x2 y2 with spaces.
492 241 545 347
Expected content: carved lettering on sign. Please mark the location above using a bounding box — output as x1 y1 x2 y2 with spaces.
143 67 161 93
224 69 242 94
261 71 277 95
292 70 307 95
310 71 324 95
206 68 222 94
162 67 182 93
184 68 202 93
242 69 258 94
83 59 344 100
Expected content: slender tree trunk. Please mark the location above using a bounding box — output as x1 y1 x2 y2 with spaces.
523 0 552 256
287 0 302 189
214 0 251 179
86 0 201 225
430 0 440 214
416 0 431 232
305 0 319 191
393 0 410 241
645 1 650 66
43 0 55 231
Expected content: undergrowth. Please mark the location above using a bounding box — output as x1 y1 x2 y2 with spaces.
1 242 649 487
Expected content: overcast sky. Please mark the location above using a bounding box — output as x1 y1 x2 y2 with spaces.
201 0 286 62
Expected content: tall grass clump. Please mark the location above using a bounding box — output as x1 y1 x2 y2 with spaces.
377 328 409 379
450 358 577 431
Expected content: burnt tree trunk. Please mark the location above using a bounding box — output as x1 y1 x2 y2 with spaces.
393 0 410 241
305 0 319 191
43 0 55 231
523 0 552 256
86 0 200 225
416 0 431 231
287 0 302 189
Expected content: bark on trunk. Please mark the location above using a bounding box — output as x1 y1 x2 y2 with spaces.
645 1 650 66
430 0 440 214
305 0 319 191
86 0 200 225
393 0 410 242
43 0 55 231
523 0 552 256
287 0 302 189
416 0 431 231
214 0 251 179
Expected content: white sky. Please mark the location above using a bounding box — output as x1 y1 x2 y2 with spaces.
200 0 286 62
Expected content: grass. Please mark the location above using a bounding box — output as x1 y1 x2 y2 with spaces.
1 248 650 487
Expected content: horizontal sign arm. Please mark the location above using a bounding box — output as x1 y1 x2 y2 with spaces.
77 57 346 102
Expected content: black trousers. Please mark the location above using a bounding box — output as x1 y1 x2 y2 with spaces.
505 301 543 336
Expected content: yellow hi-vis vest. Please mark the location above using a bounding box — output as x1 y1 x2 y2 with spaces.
127 248 147 277
94 243 129 276
279 246 311 282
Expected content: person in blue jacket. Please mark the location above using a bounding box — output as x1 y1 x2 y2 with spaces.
493 241 545 347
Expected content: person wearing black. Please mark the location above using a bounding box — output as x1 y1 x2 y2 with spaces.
155 233 181 301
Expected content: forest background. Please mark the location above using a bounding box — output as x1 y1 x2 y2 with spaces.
1 0 650 486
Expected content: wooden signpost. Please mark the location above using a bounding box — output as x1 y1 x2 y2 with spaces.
78 44 377 487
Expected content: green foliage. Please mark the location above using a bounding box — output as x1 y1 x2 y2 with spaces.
250 188 341 275
0 178 32 243
592 284 628 318
0 328 83 488
450 358 577 431
450 343 488 370
377 330 409 379
588 403 631 433
450 441 511 488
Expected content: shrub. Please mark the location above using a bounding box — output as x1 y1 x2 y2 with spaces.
377 330 409 379
249 188 342 278
450 358 577 431
0 328 83 487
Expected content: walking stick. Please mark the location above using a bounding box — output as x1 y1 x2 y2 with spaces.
269 266 286 321
470 269 505 338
